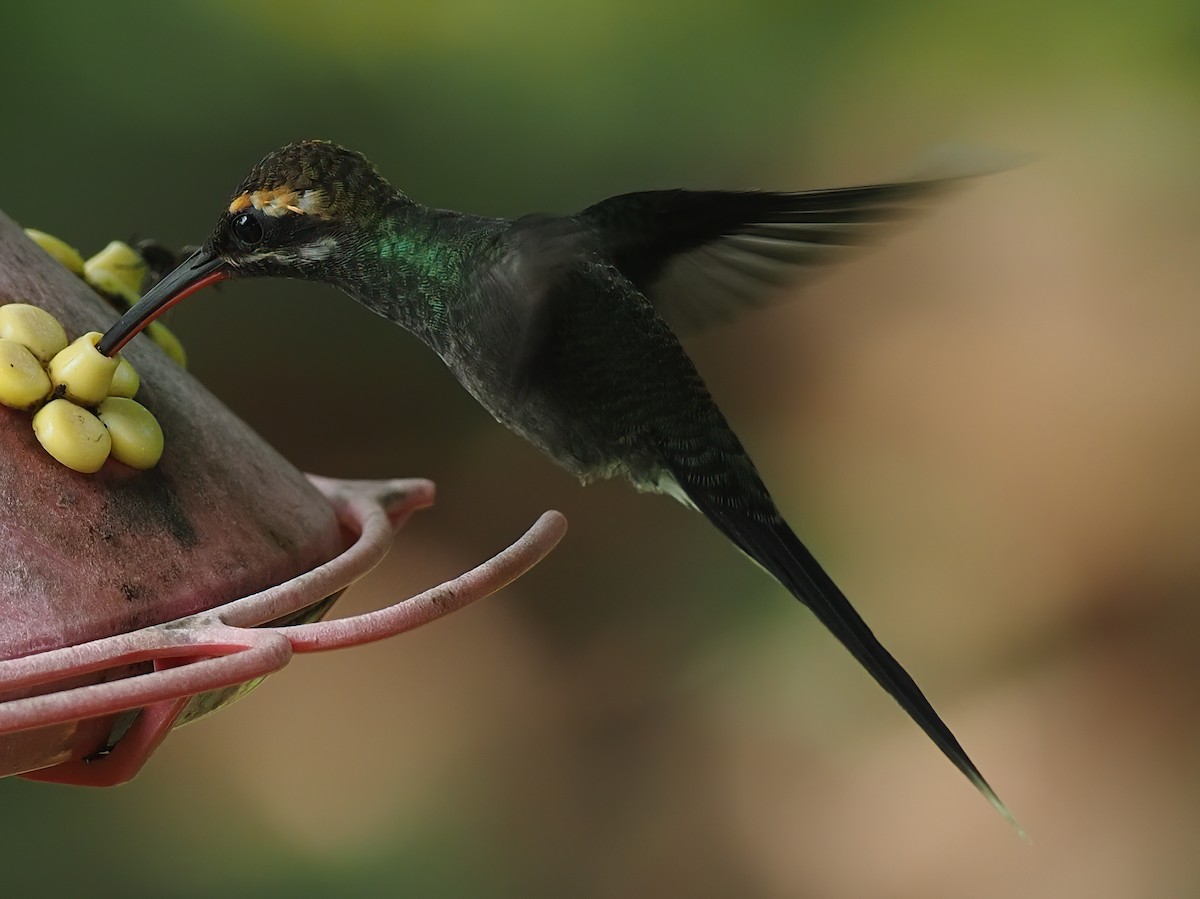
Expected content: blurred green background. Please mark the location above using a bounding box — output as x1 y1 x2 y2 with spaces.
4 2 1200 896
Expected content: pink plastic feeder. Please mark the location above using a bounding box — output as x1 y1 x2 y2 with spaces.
0 213 566 786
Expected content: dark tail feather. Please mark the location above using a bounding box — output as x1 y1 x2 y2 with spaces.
688 491 1026 837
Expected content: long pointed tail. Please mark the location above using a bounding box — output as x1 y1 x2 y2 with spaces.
682 482 1024 836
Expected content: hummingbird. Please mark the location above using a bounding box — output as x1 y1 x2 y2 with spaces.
99 140 1019 830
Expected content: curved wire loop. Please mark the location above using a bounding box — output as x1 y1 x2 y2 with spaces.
0 476 566 785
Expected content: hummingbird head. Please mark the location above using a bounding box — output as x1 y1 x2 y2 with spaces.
98 141 401 356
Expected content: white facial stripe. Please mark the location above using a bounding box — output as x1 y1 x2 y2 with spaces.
297 236 339 262
239 250 290 266
237 237 338 268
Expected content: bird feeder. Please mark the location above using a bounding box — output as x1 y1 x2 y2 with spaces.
0 212 566 786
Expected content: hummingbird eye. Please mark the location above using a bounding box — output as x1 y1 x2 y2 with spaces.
231 212 264 247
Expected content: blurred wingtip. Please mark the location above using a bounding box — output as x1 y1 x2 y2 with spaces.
900 142 1038 183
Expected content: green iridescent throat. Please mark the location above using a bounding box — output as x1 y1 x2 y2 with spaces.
341 202 506 346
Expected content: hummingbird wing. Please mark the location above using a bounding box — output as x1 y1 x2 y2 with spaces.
577 178 959 332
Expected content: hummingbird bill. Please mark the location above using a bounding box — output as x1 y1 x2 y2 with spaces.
99 140 1019 831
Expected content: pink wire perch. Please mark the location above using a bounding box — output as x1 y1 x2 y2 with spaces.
0 475 566 786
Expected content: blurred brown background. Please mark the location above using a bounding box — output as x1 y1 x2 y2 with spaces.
4 2 1200 896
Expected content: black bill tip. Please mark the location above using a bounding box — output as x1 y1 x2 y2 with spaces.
97 248 228 357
